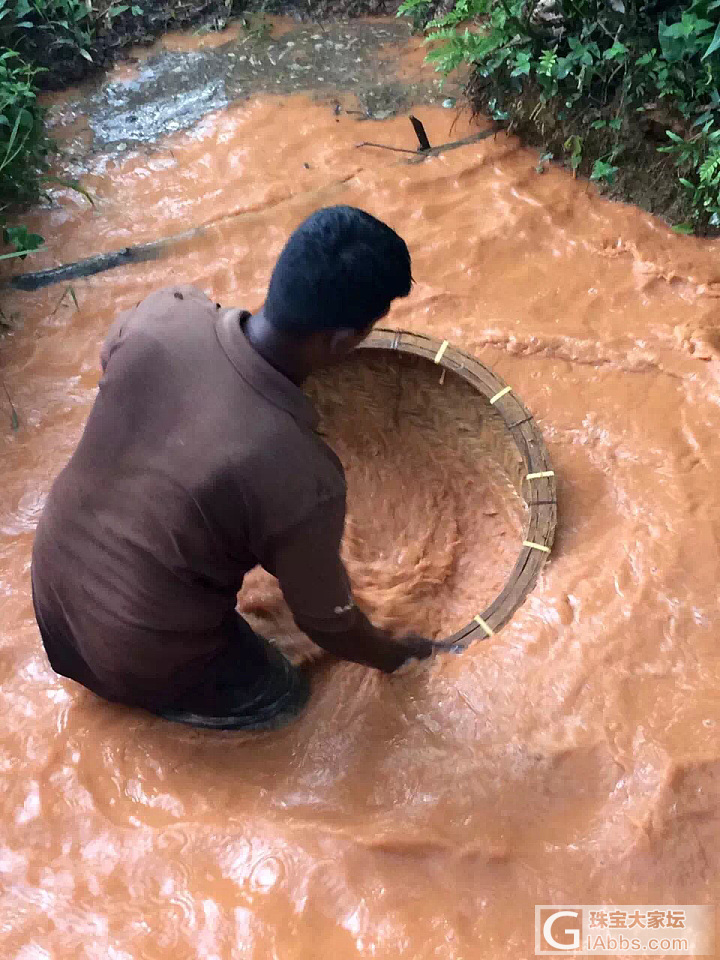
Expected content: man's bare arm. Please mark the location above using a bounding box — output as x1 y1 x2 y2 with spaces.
265 498 433 672
302 608 433 672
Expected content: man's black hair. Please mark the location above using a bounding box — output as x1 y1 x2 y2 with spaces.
264 206 412 336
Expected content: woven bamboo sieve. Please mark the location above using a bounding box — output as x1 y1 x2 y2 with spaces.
310 328 557 650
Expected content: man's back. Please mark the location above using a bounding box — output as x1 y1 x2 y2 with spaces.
31 285 347 707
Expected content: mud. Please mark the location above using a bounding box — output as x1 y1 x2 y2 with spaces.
32 0 404 91
44 19 455 154
1 19 720 960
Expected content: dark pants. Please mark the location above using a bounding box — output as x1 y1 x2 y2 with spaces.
33 575 309 729
157 614 311 730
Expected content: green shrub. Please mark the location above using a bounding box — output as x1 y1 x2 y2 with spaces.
0 47 48 258
399 0 720 231
0 0 95 78
0 50 46 203
0 0 99 259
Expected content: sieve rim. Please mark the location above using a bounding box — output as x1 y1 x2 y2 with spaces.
356 328 557 650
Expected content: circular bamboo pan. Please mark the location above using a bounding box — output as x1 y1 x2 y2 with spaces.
357 328 557 650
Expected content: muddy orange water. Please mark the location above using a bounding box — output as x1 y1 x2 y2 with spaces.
3 82 720 958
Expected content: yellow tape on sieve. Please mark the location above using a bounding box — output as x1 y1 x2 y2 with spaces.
473 615 494 637
489 385 512 405
523 540 551 553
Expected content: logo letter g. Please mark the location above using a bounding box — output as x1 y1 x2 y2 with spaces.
543 911 580 950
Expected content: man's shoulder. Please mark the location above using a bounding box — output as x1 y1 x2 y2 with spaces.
131 285 220 330
109 285 226 369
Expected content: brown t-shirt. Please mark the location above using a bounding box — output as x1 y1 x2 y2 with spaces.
31 285 355 707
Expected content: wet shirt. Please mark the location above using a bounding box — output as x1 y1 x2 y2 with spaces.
31 285 354 707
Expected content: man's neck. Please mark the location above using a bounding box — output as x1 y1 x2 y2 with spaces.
243 309 309 386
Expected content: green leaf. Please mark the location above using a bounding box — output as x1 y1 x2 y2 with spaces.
3 224 44 252
603 42 627 60
703 23 720 59
0 246 46 259
16 107 33 130
1 110 25 170
555 56 573 80
693 111 714 128
699 153 720 181
672 223 694 233
510 51 531 77
664 14 713 39
693 18 714 34
79 48 93 61
590 160 619 184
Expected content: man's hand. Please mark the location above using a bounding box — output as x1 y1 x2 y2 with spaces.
386 634 435 673
306 610 435 673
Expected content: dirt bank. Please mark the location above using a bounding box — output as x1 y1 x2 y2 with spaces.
469 75 700 235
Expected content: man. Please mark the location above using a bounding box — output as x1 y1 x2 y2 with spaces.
31 206 434 730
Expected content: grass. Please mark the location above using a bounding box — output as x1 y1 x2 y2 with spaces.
0 45 50 256
0 0 98 258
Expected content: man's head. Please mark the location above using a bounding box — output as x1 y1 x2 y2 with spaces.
263 205 412 369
